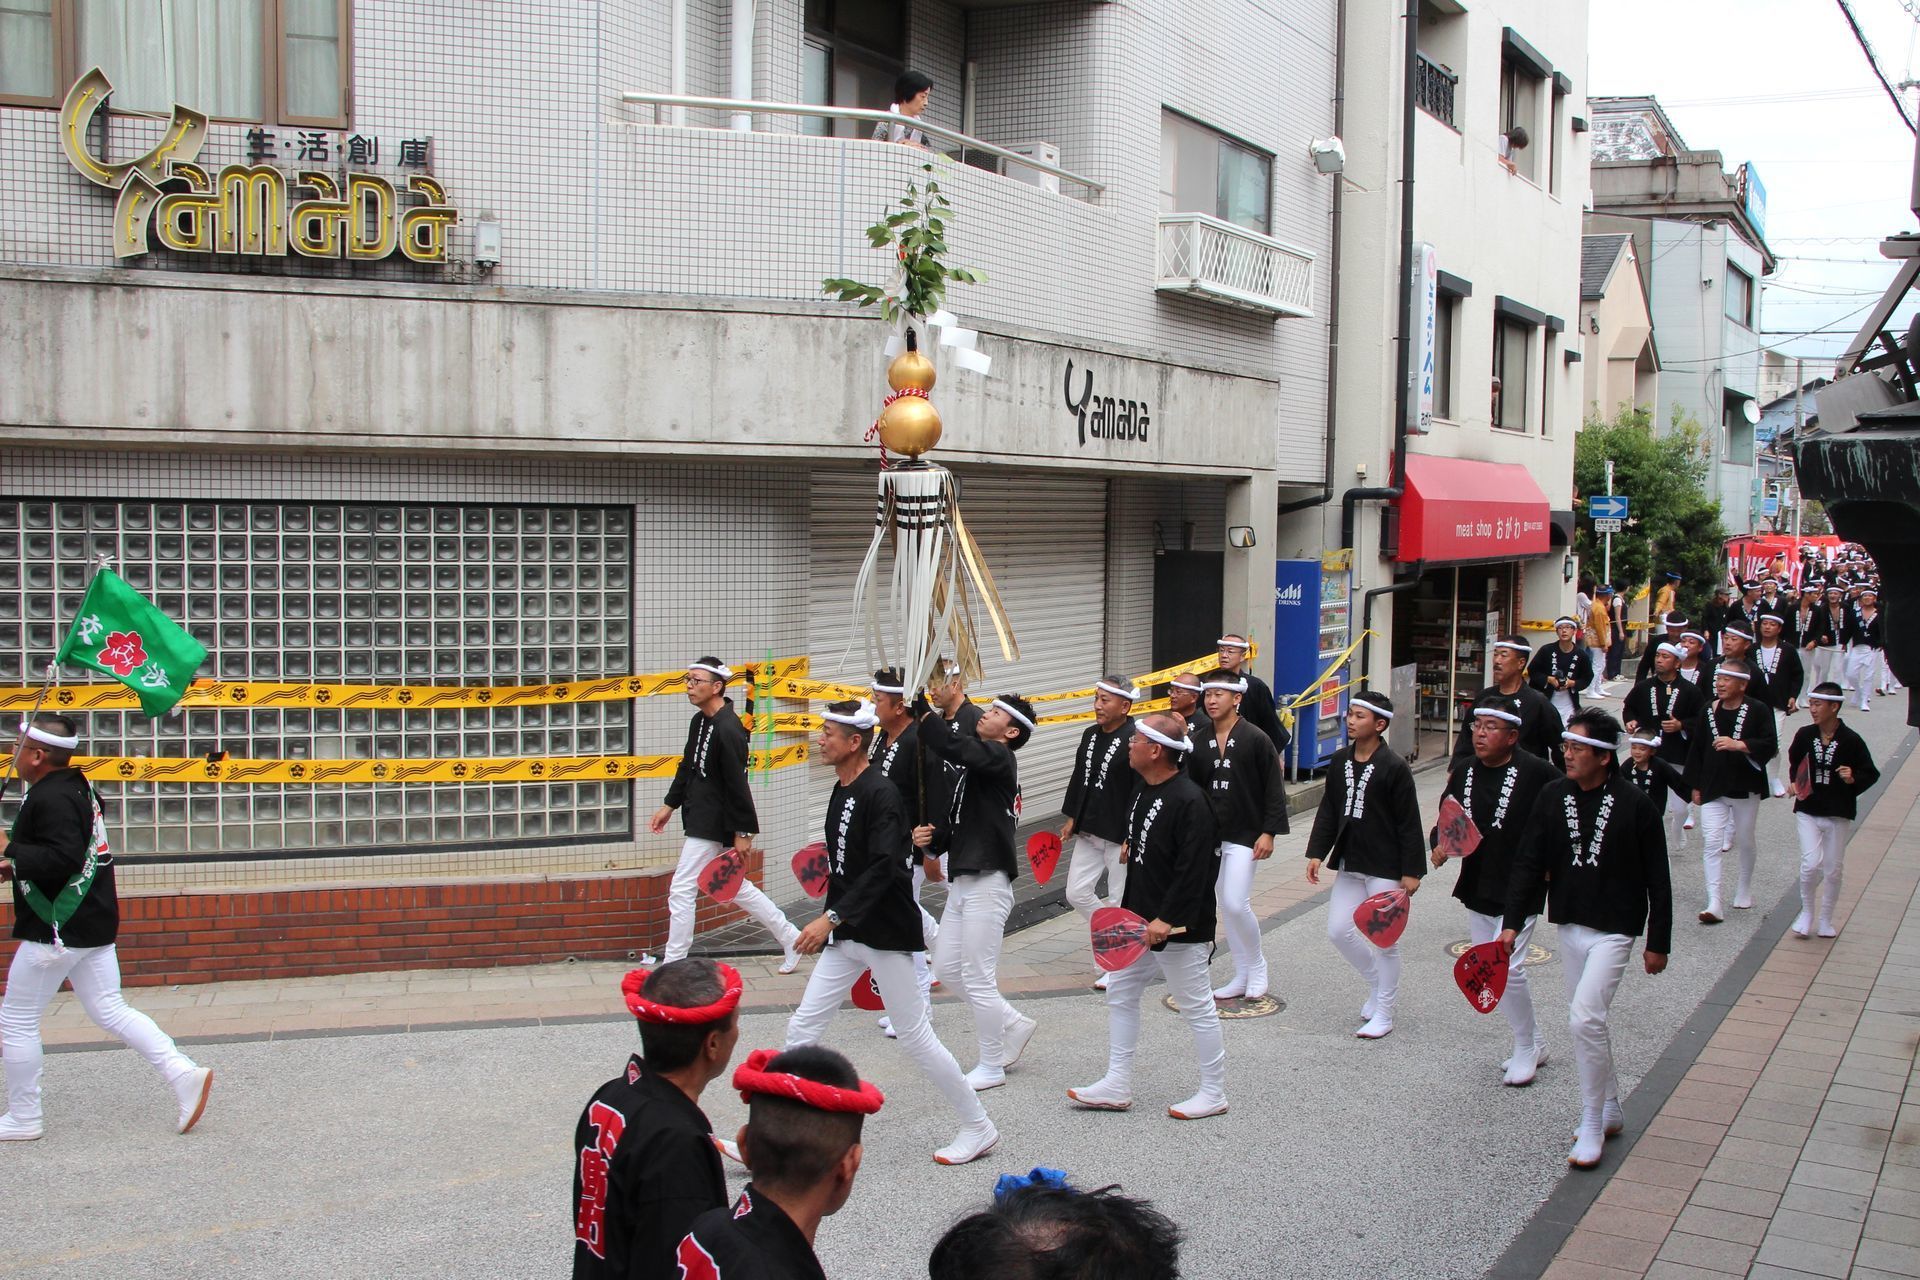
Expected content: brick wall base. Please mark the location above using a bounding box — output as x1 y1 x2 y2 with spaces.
0 855 769 988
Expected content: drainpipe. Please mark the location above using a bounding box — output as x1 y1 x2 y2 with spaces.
1358 571 1421 685
670 0 687 126
1338 0 1419 550
1277 0 1350 520
730 0 754 131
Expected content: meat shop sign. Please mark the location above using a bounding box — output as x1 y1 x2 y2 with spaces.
59 67 455 265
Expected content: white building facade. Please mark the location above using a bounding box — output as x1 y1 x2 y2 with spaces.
1288 0 1587 762
0 0 1335 968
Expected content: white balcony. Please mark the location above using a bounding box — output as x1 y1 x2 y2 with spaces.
1155 212 1316 318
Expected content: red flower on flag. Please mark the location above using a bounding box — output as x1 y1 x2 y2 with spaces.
100 630 147 677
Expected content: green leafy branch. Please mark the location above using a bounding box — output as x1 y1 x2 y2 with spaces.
822 162 985 323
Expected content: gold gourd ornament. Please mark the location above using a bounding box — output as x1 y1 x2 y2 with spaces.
875 334 942 458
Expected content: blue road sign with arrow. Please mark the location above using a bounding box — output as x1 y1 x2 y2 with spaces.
1589 495 1629 521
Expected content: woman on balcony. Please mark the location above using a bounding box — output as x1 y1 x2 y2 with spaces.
874 70 933 150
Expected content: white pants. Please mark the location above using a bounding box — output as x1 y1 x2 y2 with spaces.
1215 842 1269 994
664 837 796 963
1327 871 1402 1018
1064 834 1127 923
1099 941 1225 1098
932 872 1023 1069
1561 923 1633 1121
785 940 984 1125
910 862 940 950
1 943 197 1122
1551 690 1576 723
1467 909 1539 1053
1662 793 1688 858
1795 813 1851 924
1766 710 1790 793
1846 648 1882 710
1810 645 1843 692
1700 796 1761 908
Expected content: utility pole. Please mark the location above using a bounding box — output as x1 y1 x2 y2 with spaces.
1793 358 1805 542
1603 458 1615 584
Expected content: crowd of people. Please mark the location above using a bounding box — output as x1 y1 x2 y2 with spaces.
570 565 1893 1276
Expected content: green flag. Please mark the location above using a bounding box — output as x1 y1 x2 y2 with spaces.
55 569 208 718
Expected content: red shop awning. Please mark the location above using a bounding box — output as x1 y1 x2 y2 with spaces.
1394 453 1552 563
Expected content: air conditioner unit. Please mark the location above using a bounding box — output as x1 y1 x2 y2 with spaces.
1000 141 1060 194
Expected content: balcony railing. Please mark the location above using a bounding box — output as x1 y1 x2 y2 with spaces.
1154 213 1315 317
1415 52 1457 128
617 92 1105 198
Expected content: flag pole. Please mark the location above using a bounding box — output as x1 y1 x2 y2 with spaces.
0 660 59 807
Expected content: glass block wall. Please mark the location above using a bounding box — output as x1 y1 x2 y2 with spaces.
0 499 634 860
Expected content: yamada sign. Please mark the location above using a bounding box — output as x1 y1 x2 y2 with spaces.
60 68 455 264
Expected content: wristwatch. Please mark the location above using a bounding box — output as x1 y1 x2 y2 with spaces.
825 909 843 927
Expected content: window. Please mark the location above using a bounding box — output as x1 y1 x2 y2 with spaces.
803 0 906 139
1415 1 1463 128
1497 29 1550 183
1492 317 1531 430
1725 394 1757 466
1541 332 1556 435
1433 293 1457 420
1725 264 1755 328
1548 75 1568 194
1 1 348 125
0 1 60 104
1161 110 1272 235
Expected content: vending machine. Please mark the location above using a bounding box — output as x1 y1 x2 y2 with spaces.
1272 551 1353 773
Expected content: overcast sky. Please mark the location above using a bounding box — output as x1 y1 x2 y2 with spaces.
1589 0 1920 378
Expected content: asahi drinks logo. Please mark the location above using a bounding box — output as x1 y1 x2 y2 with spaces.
60 67 455 264
1064 359 1150 447
1275 584 1304 606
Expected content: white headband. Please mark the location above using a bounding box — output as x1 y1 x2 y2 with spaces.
1351 696 1394 721
1200 678 1248 693
1472 707 1523 725
870 677 907 695
1680 632 1706 645
1554 617 1577 629
1095 680 1141 701
1214 637 1251 650
688 661 733 680
1563 730 1620 750
1170 675 1204 691
1136 721 1192 753
1657 642 1686 658
17 721 78 750
1628 734 1662 748
1808 691 1846 703
1491 640 1530 655
822 700 879 729
1716 667 1751 681
991 698 1037 733
1723 625 1753 641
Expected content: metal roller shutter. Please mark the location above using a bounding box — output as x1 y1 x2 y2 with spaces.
809 466 1109 827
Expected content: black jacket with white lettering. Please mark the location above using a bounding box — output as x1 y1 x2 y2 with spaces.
1529 644 1594 714
1061 719 1138 843
662 701 759 843
1189 717 1288 847
1622 675 1705 769
1304 744 1425 881
921 701 982 856
822 765 921 953
1788 722 1881 821
1751 643 1803 713
1684 696 1777 803
1450 683 1563 766
1120 771 1219 947
6 767 118 948
917 709 1020 879
1506 772 1672 955
1435 750 1557 918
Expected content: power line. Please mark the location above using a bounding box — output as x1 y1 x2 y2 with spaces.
1658 298 1886 364
1834 0 1919 133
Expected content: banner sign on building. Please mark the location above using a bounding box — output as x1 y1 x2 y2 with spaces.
1409 242 1438 435
60 67 456 265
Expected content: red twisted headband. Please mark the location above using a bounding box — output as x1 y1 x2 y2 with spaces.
621 963 744 1024
734 1048 886 1114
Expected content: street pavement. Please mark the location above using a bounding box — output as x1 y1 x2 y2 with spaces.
2 690 1913 1279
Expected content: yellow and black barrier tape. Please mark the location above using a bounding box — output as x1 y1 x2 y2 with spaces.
73 743 809 786
0 656 814 715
